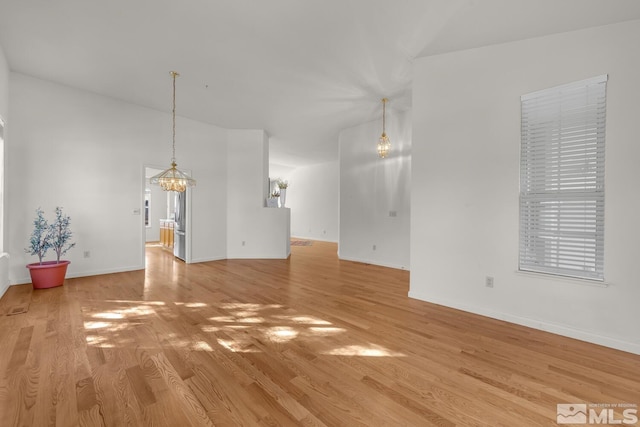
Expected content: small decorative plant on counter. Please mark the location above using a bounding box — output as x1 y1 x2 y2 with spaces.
277 180 288 207
25 206 76 289
266 191 280 207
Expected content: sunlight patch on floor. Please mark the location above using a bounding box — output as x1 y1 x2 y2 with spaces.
92 312 125 319
217 339 259 353
239 317 265 324
106 300 166 306
292 316 332 325
233 310 259 317
273 315 331 325
323 344 406 357
84 321 112 329
308 327 346 336
83 300 167 348
265 326 298 343
81 300 401 358
86 335 113 348
221 303 283 310
209 316 237 323
175 302 208 308
192 341 214 352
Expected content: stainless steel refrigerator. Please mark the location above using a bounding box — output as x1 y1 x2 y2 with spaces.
174 191 186 261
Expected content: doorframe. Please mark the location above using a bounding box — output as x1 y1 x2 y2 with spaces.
142 164 193 265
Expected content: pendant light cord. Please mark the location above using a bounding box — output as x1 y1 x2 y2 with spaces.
171 71 179 165
382 98 388 136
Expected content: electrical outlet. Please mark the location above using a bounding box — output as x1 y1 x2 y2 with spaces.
389 211 397 217
373 244 377 251
242 241 246 246
84 251 91 258
485 276 494 288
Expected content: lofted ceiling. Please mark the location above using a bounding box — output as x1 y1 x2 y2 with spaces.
1 0 640 170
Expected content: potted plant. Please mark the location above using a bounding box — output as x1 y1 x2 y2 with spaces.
266 191 280 207
277 180 288 207
25 207 75 289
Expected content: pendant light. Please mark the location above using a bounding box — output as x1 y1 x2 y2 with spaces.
376 97 391 158
150 71 196 192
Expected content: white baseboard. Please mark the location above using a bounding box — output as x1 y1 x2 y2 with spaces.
190 256 226 264
226 253 290 260
408 290 640 356
338 254 408 271
12 264 145 286
291 235 338 243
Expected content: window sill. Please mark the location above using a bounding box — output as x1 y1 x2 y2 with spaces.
515 269 609 288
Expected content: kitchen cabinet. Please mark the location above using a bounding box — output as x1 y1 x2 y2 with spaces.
160 220 174 249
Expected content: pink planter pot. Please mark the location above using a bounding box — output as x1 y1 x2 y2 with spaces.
26 260 70 289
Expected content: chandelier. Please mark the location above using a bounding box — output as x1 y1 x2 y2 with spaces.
376 97 391 158
150 71 196 192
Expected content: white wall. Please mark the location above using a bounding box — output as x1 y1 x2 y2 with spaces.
227 129 290 258
411 20 640 354
8 73 227 282
0 44 7 121
339 110 411 270
0 44 9 298
287 160 339 242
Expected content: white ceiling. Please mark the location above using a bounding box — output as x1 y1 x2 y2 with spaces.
1 0 640 169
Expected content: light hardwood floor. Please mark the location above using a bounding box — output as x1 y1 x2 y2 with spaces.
1 241 638 426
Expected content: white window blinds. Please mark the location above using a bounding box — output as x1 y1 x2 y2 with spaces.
519 75 607 281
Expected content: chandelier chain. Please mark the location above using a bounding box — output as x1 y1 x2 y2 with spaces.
149 70 196 192
171 71 179 164
382 97 387 136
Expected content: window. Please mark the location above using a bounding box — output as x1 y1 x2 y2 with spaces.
144 189 151 227
519 75 607 281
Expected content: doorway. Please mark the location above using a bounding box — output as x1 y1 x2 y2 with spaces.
143 166 191 265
